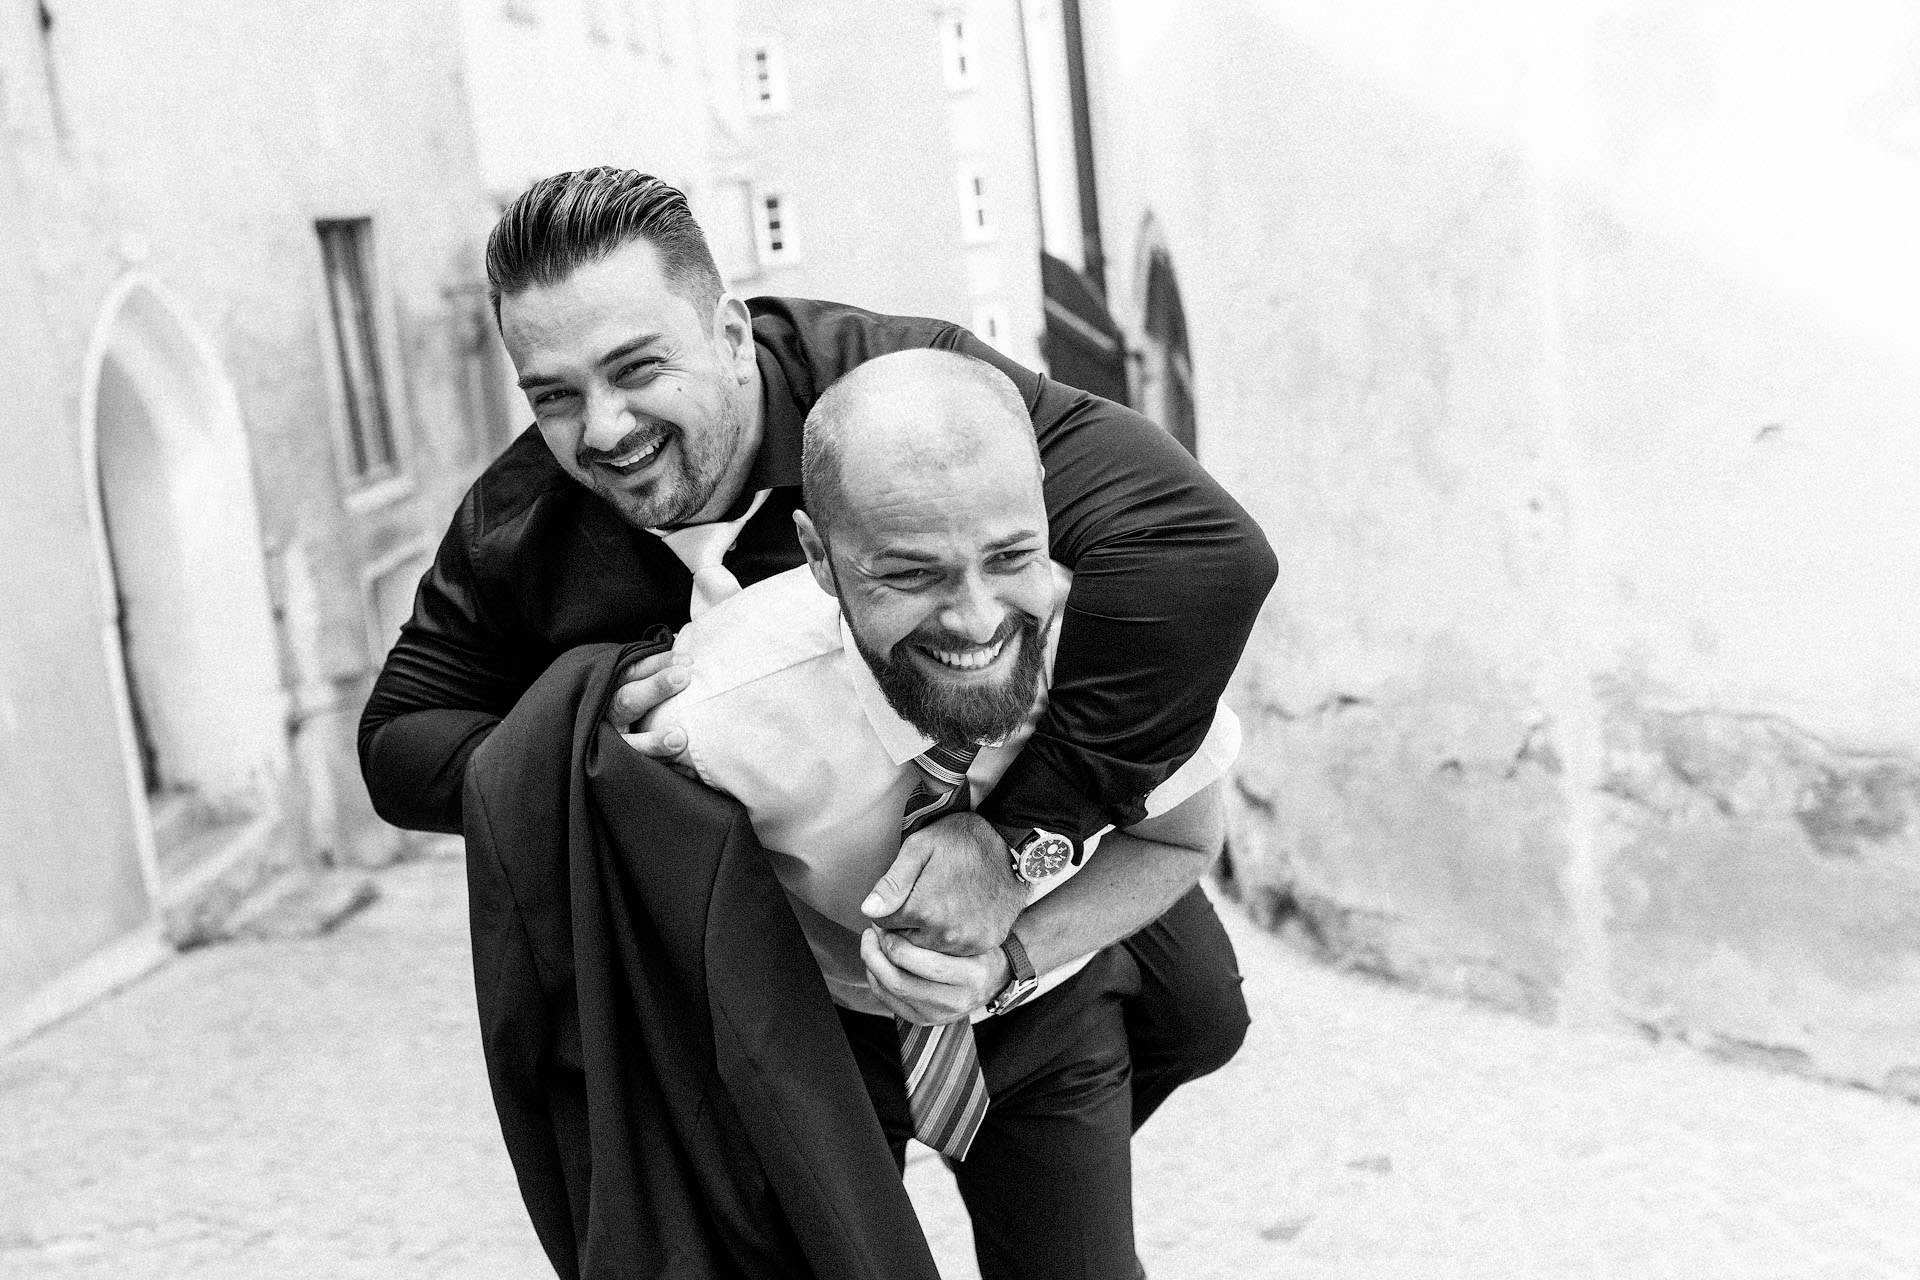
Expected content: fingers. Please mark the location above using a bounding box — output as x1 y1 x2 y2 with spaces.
861 928 973 1024
620 725 687 759
875 930 979 986
878 916 1000 956
860 831 935 919
605 652 691 730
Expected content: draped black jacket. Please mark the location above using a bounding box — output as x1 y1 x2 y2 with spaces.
464 636 943 1279
360 296 1276 845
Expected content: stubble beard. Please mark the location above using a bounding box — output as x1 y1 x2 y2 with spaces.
850 610 1048 747
589 384 749 530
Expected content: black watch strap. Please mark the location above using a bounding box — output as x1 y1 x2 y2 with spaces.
987 932 1037 1016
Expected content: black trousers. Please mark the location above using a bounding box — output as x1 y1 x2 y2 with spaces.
1120 883 1249 1130
837 884 1249 1280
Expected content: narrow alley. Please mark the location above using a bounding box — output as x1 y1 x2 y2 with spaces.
5 849 1916 1279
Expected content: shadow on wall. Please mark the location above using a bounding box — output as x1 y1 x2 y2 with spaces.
1185 14 1920 1101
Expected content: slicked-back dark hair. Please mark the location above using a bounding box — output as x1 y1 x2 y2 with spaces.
485 167 725 324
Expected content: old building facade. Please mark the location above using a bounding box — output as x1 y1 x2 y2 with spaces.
1075 0 1920 1096
0 0 502 1036
724 0 1048 369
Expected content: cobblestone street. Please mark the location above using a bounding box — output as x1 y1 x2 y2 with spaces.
4 851 1918 1279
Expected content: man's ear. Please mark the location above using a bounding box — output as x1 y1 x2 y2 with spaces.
794 511 838 598
714 295 756 382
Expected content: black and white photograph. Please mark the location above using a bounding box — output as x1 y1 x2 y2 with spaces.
3 1 1918 1277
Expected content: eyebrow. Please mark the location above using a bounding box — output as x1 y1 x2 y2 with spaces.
984 531 1042 553
869 531 1043 565
516 333 667 391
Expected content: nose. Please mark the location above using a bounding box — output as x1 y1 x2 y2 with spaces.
937 571 1007 645
581 388 634 454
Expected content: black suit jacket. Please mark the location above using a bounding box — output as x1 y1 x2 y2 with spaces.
364 296 1277 847
463 636 940 1280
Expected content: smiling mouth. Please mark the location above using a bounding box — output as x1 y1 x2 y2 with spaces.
593 434 667 474
918 632 1012 673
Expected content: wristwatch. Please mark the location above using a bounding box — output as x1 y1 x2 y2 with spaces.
985 931 1037 1016
1006 827 1075 885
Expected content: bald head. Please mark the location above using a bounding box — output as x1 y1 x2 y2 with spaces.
794 349 1058 746
801 349 1039 542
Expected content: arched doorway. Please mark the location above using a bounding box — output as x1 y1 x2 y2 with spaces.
82 280 287 893
1132 217 1197 455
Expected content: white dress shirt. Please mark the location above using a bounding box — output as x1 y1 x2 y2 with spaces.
645 565 1241 1019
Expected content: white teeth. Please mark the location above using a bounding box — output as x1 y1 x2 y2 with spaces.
927 636 1007 670
607 438 664 468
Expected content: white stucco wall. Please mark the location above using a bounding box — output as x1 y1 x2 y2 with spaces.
729 0 1046 368
1080 0 1920 1093
1 0 495 1014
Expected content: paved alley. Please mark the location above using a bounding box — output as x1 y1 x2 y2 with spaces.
4 851 1918 1279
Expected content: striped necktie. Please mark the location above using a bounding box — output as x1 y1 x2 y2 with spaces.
895 741 991 1161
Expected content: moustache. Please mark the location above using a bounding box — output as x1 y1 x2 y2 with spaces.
906 614 1030 655
578 423 670 467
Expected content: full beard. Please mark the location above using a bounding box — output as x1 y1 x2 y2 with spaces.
852 612 1048 747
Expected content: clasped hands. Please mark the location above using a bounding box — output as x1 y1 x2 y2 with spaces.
609 651 1026 1026
859 811 1027 1026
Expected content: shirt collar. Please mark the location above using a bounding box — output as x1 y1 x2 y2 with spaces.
840 615 939 766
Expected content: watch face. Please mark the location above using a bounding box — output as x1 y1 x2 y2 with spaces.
1018 833 1073 882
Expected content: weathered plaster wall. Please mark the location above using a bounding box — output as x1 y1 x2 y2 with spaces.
1081 0 1920 1094
0 15 151 1007
1 0 494 1013
457 0 716 204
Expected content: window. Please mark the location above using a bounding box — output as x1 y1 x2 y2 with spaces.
755 191 798 266
957 169 995 242
315 220 400 480
624 0 649 52
940 13 977 90
502 0 538 23
744 41 789 113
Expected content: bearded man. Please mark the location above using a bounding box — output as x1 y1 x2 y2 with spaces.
643 349 1239 1280
361 168 1273 1140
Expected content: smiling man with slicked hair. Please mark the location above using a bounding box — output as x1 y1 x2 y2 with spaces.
359 168 1274 1277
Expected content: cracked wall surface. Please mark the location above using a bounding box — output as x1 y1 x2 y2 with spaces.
1603 694 1920 1095
1083 0 1920 1096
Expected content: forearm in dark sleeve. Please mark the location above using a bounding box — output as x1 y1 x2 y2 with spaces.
950 335 1277 842
357 515 534 834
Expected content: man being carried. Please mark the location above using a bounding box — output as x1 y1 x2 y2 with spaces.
360 168 1273 1132
646 349 1238 1280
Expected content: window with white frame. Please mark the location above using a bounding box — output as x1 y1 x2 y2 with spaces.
940 12 977 90
315 219 401 480
744 41 790 113
956 169 995 242
755 191 798 266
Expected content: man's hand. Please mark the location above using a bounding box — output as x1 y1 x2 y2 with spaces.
610 651 692 765
861 927 1011 1025
860 811 1027 955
